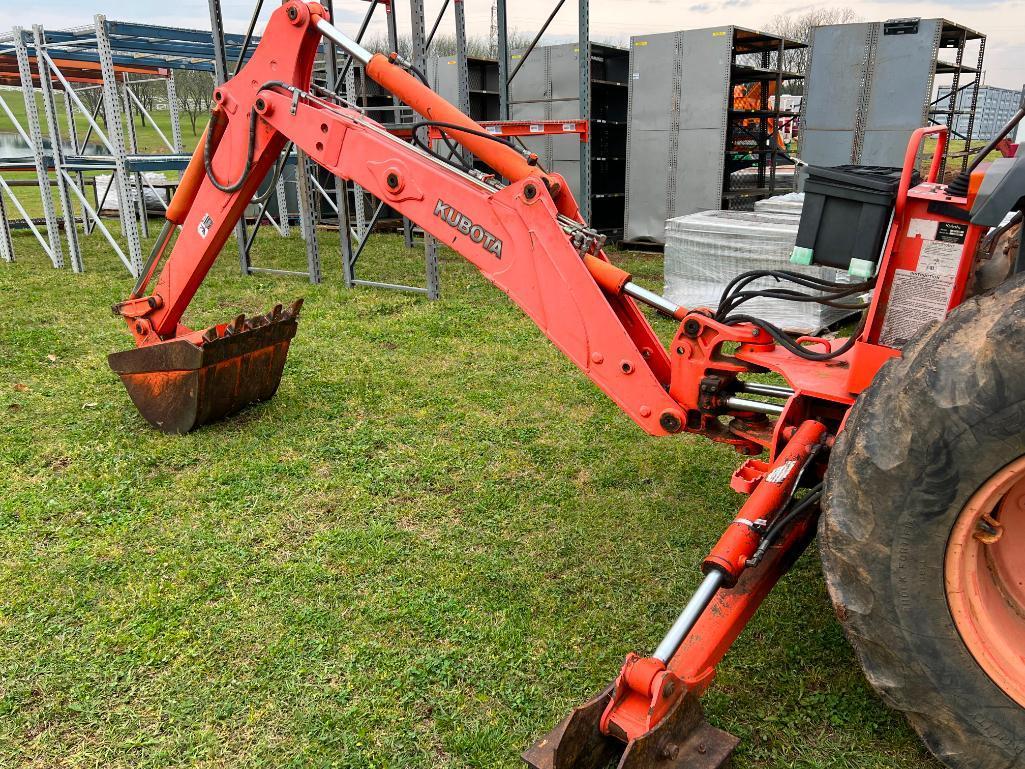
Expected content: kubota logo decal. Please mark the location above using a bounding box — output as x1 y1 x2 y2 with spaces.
434 199 502 258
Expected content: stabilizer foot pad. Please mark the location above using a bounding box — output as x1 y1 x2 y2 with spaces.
523 686 737 769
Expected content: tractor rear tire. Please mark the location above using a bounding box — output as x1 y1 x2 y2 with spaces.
820 273 1025 769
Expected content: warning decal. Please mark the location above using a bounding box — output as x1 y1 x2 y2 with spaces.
917 239 963 278
879 269 955 348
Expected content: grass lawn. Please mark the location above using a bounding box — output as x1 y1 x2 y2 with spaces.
0 224 940 768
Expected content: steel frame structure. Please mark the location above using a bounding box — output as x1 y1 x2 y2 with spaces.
228 0 446 297
495 0 592 221
801 18 986 176
622 26 805 245
0 18 289 274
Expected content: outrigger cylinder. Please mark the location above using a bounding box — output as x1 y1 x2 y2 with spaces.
652 570 726 663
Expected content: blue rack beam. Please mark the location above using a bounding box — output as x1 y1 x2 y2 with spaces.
2 20 261 73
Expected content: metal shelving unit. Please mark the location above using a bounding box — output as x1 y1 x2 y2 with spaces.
238 0 445 297
935 84 1023 143
507 41 629 239
430 55 499 121
623 26 804 245
494 0 597 227
0 19 260 273
801 18 986 177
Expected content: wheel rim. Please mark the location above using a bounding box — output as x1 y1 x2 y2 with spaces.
945 455 1025 708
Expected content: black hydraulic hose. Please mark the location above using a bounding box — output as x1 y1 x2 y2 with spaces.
720 285 873 317
409 120 521 153
204 107 258 194
408 119 546 176
203 81 292 195
747 484 824 568
724 314 863 361
717 269 875 319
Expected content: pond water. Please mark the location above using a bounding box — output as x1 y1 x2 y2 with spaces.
0 131 104 159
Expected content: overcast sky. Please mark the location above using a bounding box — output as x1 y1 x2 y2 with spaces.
2 0 1023 89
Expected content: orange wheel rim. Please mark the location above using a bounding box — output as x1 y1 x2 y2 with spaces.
945 455 1025 708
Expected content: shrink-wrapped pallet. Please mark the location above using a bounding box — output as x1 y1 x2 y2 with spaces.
663 209 857 334
95 173 171 214
753 192 805 217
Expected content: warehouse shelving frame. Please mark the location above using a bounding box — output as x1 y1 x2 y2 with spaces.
495 0 595 223
0 16 296 275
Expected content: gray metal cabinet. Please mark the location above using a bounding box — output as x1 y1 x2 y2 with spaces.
428 55 500 121
624 26 804 244
508 42 630 238
802 18 985 173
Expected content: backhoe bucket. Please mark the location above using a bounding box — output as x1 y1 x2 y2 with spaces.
523 686 737 769
108 301 302 434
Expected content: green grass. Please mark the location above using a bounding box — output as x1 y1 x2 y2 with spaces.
0 224 940 768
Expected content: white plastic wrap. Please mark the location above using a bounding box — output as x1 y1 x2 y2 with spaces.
753 192 804 216
95 173 170 214
664 209 857 334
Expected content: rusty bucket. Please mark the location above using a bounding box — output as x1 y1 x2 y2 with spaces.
108 301 302 434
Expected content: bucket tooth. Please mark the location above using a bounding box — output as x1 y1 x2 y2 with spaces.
108 300 302 434
523 687 736 769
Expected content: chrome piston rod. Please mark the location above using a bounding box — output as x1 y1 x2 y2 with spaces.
724 396 785 417
622 281 682 318
652 569 726 663
737 381 795 399
316 18 373 65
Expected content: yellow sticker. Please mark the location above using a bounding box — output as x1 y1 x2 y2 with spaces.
511 53 521 59
712 30 726 36
634 40 648 46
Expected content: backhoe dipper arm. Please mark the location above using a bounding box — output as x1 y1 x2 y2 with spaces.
114 1 681 436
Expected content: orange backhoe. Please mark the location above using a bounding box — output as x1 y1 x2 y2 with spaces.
105 4 1025 768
